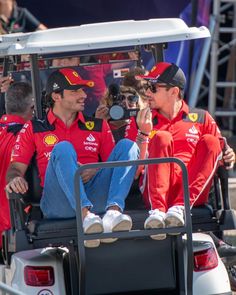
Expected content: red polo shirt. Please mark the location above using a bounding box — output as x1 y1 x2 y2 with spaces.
140 100 223 210
108 117 138 143
11 110 115 186
150 101 221 164
124 117 139 142
0 114 26 242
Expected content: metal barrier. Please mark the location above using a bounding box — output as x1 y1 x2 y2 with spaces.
75 157 193 295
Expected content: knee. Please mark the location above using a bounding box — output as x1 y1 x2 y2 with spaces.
153 131 173 148
116 138 139 158
51 141 77 159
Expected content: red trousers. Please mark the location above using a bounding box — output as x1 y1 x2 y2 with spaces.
141 131 222 212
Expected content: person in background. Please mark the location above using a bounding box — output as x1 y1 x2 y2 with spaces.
0 75 13 92
0 81 34 249
51 57 80 68
136 62 235 240
122 66 149 102
95 85 146 143
0 0 47 34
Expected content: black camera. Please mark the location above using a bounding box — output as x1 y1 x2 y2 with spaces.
108 84 139 121
109 105 139 121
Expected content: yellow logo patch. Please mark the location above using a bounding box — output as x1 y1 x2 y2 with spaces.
149 130 158 139
151 65 156 72
44 134 58 146
188 113 198 122
85 121 95 130
73 71 79 77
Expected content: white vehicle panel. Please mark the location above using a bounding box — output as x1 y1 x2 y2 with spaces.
5 248 66 295
191 233 231 295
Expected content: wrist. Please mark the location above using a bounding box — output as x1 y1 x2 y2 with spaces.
136 133 149 144
138 129 150 137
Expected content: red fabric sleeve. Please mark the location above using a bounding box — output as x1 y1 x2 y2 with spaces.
11 121 36 165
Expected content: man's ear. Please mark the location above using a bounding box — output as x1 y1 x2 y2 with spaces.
51 92 61 103
170 86 180 98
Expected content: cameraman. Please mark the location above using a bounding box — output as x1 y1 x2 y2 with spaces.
95 85 148 143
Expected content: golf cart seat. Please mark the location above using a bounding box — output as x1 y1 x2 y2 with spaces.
3 159 236 252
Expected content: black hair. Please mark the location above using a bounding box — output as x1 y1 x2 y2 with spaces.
5 81 33 114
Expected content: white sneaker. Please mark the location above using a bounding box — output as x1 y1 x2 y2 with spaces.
144 209 166 240
101 210 132 243
83 213 103 248
165 206 185 234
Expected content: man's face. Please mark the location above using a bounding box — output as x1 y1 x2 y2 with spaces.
0 0 13 9
56 88 87 112
23 98 35 121
119 92 139 109
145 83 172 109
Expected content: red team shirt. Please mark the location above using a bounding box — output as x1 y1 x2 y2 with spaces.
124 117 139 142
108 116 138 143
11 110 115 187
0 114 26 245
150 101 222 163
141 100 223 210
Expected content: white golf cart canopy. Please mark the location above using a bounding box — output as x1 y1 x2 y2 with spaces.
0 18 210 56
0 18 210 119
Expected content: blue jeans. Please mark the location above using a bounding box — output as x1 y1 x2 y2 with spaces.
40 139 139 218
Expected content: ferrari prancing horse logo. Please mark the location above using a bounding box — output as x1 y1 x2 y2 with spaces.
188 113 198 122
85 121 95 130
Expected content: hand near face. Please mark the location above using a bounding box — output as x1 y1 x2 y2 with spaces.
136 107 153 135
95 104 109 120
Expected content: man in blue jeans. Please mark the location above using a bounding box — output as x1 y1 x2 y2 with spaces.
6 68 152 247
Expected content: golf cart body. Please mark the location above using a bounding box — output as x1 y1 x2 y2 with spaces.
0 18 235 295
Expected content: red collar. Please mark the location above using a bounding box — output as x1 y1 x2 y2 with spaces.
47 109 85 125
0 114 26 125
152 100 189 121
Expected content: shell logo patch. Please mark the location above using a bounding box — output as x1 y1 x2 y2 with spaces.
43 134 58 146
85 121 94 130
188 113 198 122
149 130 158 139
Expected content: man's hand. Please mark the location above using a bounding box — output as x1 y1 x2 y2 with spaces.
95 104 109 120
136 107 153 135
135 165 145 180
81 168 98 184
0 75 13 93
223 146 236 170
5 176 29 194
